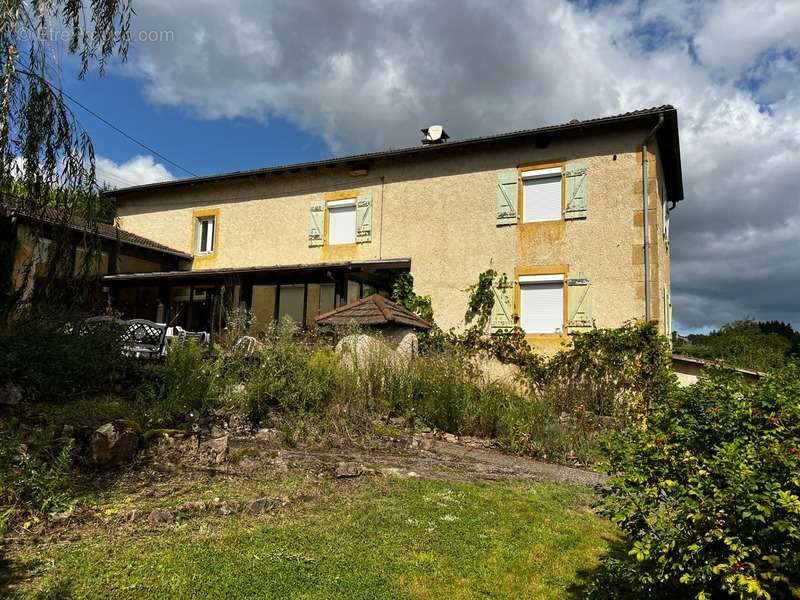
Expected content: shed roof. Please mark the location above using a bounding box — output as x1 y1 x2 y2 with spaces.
2 196 192 260
315 294 432 330
671 353 766 379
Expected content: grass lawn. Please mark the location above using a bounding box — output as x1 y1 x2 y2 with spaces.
9 478 615 599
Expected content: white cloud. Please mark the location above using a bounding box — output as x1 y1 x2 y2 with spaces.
95 155 174 189
116 0 800 329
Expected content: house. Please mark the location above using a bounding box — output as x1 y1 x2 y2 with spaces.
1 197 190 307
101 106 683 351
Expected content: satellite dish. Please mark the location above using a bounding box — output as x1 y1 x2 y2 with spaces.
427 125 444 141
421 124 449 145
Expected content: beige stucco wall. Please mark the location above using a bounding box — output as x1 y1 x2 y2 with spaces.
116 125 672 350
673 360 702 387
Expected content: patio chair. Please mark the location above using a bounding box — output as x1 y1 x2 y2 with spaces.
121 319 167 360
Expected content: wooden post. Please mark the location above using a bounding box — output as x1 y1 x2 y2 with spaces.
239 278 253 310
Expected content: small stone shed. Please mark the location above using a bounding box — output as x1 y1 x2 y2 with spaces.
315 294 432 359
672 353 766 387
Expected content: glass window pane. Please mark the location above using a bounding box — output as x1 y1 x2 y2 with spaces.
278 284 305 325
319 284 335 314
347 280 360 304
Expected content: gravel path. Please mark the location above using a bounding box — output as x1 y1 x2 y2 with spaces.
276 438 607 487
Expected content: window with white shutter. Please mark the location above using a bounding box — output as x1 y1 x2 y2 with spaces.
519 273 564 334
521 167 562 223
327 199 357 245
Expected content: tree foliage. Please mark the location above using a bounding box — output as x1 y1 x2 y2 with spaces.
589 366 800 599
0 0 133 308
674 320 795 372
390 273 434 324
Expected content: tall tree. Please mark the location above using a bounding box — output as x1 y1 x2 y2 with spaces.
0 0 133 306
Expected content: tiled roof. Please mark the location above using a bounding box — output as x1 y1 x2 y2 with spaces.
1 196 192 259
316 294 432 331
109 106 682 201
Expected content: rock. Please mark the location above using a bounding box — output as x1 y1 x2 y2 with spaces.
208 497 240 515
49 509 73 523
91 421 140 465
270 457 289 473
412 433 435 451
244 497 272 514
228 414 252 436
118 508 140 523
179 500 207 513
0 382 22 405
335 461 374 478
198 434 229 465
210 424 227 438
442 433 458 443
379 467 419 479
147 508 174 525
255 428 282 444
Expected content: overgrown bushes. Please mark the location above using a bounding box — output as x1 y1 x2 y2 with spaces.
180 318 670 464
0 427 74 530
0 304 132 400
588 365 800 599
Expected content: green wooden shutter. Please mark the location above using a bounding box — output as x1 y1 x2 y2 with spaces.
496 170 518 226
567 274 592 328
491 280 515 332
309 200 324 247
565 162 588 220
356 193 372 243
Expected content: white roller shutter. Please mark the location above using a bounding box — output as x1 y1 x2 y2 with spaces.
522 167 562 223
328 199 357 245
519 273 564 334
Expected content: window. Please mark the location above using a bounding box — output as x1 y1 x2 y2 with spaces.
521 167 562 223
519 274 564 334
277 284 305 324
327 199 356 245
196 216 215 254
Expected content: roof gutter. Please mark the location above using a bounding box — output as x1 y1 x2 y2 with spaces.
642 112 664 322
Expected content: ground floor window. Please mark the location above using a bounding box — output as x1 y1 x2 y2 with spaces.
518 274 564 334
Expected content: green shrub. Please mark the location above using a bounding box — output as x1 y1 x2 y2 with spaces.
0 304 131 400
241 320 338 418
138 339 214 424
590 365 800 599
0 428 74 523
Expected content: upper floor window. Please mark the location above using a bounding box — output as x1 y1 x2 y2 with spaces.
519 273 564 334
521 167 562 223
196 216 215 254
327 199 356 245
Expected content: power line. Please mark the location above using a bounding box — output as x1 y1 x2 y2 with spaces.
16 59 199 179
57 87 199 178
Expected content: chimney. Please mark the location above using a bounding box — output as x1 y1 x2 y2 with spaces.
421 125 449 145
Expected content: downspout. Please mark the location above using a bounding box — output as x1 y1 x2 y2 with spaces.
642 113 664 321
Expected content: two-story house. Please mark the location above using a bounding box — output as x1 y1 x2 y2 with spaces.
103 106 683 351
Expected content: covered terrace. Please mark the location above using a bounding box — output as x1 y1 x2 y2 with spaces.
101 258 411 335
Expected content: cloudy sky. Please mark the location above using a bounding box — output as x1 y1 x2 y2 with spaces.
58 0 800 332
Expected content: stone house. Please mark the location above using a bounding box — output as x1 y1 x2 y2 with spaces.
1 197 190 305
101 106 683 352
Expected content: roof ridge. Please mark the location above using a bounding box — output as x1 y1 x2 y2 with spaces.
109 105 679 197
315 293 432 330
